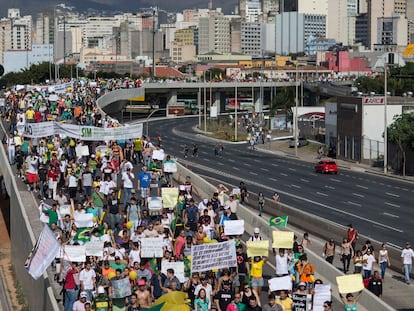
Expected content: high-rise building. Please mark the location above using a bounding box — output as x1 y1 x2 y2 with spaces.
366 0 394 49
279 0 298 12
407 0 414 42
327 0 357 46
241 22 262 56
0 19 12 64
198 9 230 54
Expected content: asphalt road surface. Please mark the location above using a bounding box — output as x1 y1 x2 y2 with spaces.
146 117 413 249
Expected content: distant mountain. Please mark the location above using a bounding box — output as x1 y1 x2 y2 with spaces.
1 0 238 18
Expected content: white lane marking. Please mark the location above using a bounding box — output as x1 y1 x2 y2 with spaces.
385 202 400 208
300 178 309 183
228 159 235 162
271 163 279 167
260 168 269 172
380 183 384 186
383 212 399 218
347 201 361 207
269 177 278 181
203 158 210 161
309 173 318 176
395 187 401 190
352 193 365 198
387 242 403 250
330 178 341 183
402 188 409 191
386 192 400 198
356 184 368 190
217 162 224 166
244 163 252 167
291 184 301 189
200 151 208 155
288 168 297 171
280 173 288 177
316 192 328 196
250 172 258 176
233 167 240 170
253 159 261 163
325 185 335 190
181 160 404 233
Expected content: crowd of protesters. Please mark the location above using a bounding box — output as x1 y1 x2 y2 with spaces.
1 79 412 311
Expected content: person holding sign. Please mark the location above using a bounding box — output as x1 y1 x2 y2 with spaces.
250 255 267 302
339 290 363 311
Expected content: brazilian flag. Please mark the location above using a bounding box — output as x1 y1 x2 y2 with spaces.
73 226 104 243
269 216 288 227
150 255 159 276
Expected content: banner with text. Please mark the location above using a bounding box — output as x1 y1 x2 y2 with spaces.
23 121 143 141
24 225 62 280
161 261 185 283
63 245 87 262
191 240 237 273
312 284 331 311
141 237 164 258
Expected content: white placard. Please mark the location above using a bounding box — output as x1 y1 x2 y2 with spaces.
152 149 165 161
161 261 185 283
191 240 237 273
140 237 164 258
312 284 332 311
163 161 177 173
85 241 104 257
223 220 245 236
75 145 90 157
59 205 71 216
268 276 293 292
63 245 86 262
75 213 94 228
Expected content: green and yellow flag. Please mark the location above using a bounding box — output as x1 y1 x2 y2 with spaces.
269 216 288 227
150 255 159 276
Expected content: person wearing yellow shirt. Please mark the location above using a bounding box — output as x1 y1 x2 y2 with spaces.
250 255 267 302
133 137 143 165
275 290 293 311
26 107 35 123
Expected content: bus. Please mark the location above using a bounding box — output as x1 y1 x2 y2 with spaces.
180 98 198 114
225 97 253 109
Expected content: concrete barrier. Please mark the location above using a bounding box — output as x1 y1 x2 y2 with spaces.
0 135 60 310
174 162 394 311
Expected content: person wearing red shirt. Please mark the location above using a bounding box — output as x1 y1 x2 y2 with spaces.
47 166 60 200
64 262 79 311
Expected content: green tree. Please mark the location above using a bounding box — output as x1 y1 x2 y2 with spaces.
387 113 414 176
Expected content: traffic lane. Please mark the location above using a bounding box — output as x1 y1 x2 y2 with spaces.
187 164 408 247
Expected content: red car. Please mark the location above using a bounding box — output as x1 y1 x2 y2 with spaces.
315 160 338 174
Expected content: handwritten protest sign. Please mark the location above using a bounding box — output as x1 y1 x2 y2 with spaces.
63 245 86 262
161 261 185 283
191 240 237 273
272 231 294 249
152 149 165 161
336 274 364 294
268 275 292 291
246 240 269 258
85 241 104 257
163 161 177 173
140 237 164 258
292 293 308 311
223 220 244 236
313 284 332 311
75 213 94 228
75 145 89 157
112 278 131 298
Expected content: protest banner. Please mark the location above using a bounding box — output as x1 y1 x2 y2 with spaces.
140 237 164 258
223 220 245 236
313 284 332 311
24 122 55 138
268 275 292 291
161 187 179 209
75 145 89 157
152 149 165 161
272 231 294 249
191 240 237 273
85 241 104 257
161 261 185 283
336 274 364 294
75 213 94 228
246 240 269 258
112 278 131 298
63 245 86 262
163 161 177 173
24 225 62 280
292 293 308 311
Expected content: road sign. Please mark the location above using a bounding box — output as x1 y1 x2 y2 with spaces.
363 97 384 104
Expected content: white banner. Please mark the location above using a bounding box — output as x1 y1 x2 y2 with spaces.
75 213 94 228
140 237 164 258
223 220 245 236
75 145 89 157
49 82 73 94
24 225 62 280
85 241 104 257
23 121 143 141
161 261 185 283
268 275 292 292
191 240 237 273
63 245 86 262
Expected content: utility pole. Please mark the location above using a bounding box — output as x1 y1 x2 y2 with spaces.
152 7 157 81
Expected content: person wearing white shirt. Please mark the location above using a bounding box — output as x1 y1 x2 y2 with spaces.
121 167 134 208
401 242 414 284
7 133 16 165
79 262 96 302
128 242 141 267
362 249 376 279
274 248 289 276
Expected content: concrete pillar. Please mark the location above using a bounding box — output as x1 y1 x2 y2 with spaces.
214 91 221 114
166 90 177 117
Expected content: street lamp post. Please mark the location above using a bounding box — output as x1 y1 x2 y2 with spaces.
295 64 299 157
146 108 166 136
384 63 388 174
235 82 238 141
204 73 207 133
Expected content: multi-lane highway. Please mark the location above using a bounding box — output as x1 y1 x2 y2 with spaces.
147 117 413 248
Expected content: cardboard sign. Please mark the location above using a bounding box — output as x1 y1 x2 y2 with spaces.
140 237 164 258
292 293 308 311
336 274 364 294
63 245 86 262
313 284 332 311
162 187 179 209
75 145 90 157
272 231 294 249
223 220 245 236
191 240 237 273
161 261 185 283
75 213 94 228
246 240 269 258
85 241 104 257
268 275 292 291
112 278 131 298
